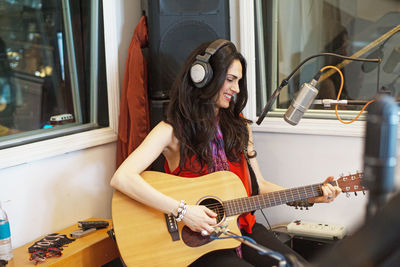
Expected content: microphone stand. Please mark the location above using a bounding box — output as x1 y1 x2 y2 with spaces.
313 97 400 108
220 230 290 267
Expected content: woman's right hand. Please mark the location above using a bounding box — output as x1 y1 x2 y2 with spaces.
182 205 217 235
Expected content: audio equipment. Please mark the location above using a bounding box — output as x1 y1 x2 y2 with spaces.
149 99 170 172
142 0 230 99
190 39 232 88
310 95 400 267
312 192 400 267
363 94 398 219
284 79 319 125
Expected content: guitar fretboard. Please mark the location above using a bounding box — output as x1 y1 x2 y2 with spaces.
223 181 336 216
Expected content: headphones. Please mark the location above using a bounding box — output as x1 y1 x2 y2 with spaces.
190 39 232 88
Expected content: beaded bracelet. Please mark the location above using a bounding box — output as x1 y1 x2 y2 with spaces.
172 200 188 222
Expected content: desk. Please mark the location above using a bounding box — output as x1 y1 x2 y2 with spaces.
272 227 341 261
8 218 120 267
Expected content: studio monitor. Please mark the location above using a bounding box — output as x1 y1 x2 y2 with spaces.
142 0 230 99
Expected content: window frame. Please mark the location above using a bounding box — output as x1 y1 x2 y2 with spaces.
0 0 120 169
240 0 367 138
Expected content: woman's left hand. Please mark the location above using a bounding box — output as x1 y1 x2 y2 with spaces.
308 176 342 203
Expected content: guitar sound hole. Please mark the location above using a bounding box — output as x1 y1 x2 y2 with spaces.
198 198 224 224
181 197 225 248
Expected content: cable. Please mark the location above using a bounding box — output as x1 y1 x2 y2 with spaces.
260 209 273 230
210 234 257 243
317 65 375 124
212 230 289 266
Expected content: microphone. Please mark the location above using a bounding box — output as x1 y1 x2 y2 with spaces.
284 79 318 125
363 94 399 219
383 46 400 73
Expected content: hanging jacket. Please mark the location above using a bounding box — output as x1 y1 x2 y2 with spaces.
116 16 150 168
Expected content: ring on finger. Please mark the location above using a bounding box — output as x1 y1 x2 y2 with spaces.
201 230 208 236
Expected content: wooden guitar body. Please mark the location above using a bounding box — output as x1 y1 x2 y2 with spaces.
112 171 246 266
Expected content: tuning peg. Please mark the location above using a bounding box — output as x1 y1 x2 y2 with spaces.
305 207 309 210
354 192 357 196
347 172 352 181
363 190 365 195
300 207 303 210
295 206 298 209
346 192 350 198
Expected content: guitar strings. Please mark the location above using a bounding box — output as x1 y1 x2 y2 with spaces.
203 184 324 214
202 177 361 214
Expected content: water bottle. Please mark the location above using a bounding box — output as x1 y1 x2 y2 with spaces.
0 202 13 261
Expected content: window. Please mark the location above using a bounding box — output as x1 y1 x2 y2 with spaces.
0 0 108 149
0 0 119 169
254 0 400 122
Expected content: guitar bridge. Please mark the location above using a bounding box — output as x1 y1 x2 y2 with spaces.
164 214 180 241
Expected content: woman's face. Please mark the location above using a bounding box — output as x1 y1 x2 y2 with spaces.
215 59 242 110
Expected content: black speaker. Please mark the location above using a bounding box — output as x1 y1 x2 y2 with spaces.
149 99 169 172
142 0 230 100
149 99 169 129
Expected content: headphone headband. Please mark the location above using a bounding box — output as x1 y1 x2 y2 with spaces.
204 39 231 58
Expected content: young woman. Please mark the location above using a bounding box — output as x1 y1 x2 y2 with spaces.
110 39 341 266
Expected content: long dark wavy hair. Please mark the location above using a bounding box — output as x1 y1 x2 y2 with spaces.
165 40 251 173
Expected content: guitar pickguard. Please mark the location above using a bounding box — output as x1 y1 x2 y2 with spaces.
181 226 213 247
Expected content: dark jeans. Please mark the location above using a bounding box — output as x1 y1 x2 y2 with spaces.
189 223 307 267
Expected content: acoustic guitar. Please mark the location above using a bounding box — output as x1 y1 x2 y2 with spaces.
112 171 364 266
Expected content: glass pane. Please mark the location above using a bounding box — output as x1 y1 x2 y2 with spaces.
257 0 400 115
0 0 107 146
0 0 74 136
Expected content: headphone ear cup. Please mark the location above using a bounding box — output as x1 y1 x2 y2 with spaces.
189 39 231 88
190 60 213 88
190 61 206 83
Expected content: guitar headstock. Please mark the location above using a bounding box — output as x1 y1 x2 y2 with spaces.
336 172 366 194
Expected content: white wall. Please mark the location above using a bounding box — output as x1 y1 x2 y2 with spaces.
0 0 142 249
253 130 368 233
0 143 116 247
115 0 142 88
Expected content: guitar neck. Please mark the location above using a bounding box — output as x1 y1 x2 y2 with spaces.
223 181 336 216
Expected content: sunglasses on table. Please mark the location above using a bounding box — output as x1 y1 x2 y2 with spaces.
29 247 62 264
